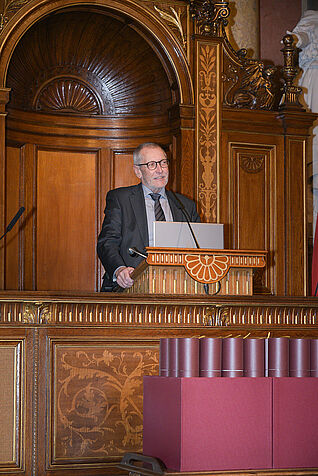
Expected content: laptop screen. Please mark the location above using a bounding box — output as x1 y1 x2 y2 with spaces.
153 222 224 249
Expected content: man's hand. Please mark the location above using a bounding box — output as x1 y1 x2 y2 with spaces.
115 266 135 288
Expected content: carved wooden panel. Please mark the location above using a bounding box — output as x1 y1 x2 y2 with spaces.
0 340 23 471
112 151 139 189
5 146 22 290
37 149 97 291
6 11 173 116
285 138 307 295
228 143 275 293
49 339 158 467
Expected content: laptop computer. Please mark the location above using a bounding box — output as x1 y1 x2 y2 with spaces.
153 221 224 249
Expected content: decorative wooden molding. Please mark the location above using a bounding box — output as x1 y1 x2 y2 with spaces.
146 248 266 284
0 0 30 31
1 293 318 330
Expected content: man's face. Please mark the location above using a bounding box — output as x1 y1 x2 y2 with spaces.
133 146 169 193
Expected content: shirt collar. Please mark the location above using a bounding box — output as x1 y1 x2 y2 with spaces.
142 184 167 199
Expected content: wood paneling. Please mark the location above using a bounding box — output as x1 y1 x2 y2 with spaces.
112 152 139 189
36 149 96 291
0 337 25 472
5 146 21 289
1 292 318 475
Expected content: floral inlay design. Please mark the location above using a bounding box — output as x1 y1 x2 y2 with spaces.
185 254 229 283
197 43 218 222
53 346 158 461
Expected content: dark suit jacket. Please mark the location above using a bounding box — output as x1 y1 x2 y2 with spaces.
97 183 200 291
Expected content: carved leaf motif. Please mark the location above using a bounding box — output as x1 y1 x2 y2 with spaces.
153 5 185 48
55 347 158 458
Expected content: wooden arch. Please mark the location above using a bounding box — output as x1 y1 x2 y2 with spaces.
0 0 194 104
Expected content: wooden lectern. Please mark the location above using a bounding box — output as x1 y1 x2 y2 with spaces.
126 248 266 295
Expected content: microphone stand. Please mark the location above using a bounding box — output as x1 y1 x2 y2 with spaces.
170 192 221 296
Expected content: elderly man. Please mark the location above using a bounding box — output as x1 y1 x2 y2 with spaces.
97 142 200 291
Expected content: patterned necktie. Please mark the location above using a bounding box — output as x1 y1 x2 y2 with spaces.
150 193 166 221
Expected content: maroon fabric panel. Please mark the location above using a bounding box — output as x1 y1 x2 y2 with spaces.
222 338 243 377
311 339 318 377
289 338 310 377
199 338 222 377
143 376 181 469
178 338 199 377
268 338 289 377
143 376 272 471
273 378 318 468
168 338 179 377
159 338 169 376
244 338 265 377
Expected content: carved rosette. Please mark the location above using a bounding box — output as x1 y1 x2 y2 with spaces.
240 155 264 174
196 43 218 222
34 78 104 114
185 254 229 283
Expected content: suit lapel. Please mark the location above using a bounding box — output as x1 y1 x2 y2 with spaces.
129 183 149 247
166 190 184 221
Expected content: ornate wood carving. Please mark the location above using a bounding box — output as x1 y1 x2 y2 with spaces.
153 3 188 54
0 0 30 31
34 78 108 115
240 155 265 174
196 42 218 222
6 11 173 116
190 0 230 36
1 293 318 329
279 34 304 111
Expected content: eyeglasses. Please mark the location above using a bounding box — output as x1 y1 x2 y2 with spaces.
135 159 169 170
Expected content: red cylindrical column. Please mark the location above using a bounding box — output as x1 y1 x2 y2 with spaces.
244 338 265 377
199 338 222 377
222 338 243 377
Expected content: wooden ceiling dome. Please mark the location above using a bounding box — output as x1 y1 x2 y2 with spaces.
6 9 174 116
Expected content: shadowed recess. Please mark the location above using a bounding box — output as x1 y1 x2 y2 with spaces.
6 10 173 115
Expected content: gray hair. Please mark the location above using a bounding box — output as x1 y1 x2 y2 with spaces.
133 143 167 165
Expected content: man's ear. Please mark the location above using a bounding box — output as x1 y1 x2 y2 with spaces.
133 165 142 179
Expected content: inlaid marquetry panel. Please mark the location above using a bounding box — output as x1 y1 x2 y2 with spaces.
0 340 23 470
195 40 220 223
49 340 158 466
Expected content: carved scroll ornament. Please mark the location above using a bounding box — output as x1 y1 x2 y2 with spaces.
190 0 230 36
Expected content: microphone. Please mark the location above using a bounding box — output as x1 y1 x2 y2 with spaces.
0 207 25 241
170 192 221 296
170 191 200 249
128 247 148 259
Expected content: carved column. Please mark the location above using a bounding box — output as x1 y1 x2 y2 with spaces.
0 88 10 289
